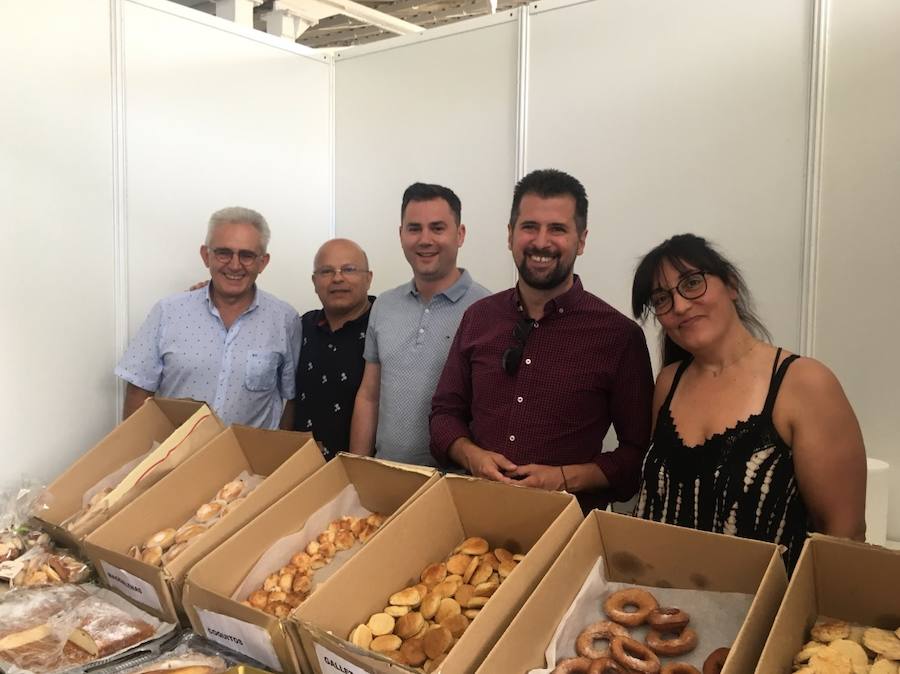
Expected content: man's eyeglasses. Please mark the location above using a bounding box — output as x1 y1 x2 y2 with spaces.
648 271 709 316
501 317 535 376
312 265 369 279
211 247 261 265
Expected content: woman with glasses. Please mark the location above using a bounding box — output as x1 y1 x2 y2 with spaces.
630 233 866 570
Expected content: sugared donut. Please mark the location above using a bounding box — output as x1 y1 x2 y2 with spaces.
575 620 630 659
610 636 661 674
603 588 659 627
588 657 628 674
551 657 594 674
702 647 730 674
648 607 690 633
646 627 699 657
661 665 700 674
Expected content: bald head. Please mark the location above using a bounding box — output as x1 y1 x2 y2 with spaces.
312 238 373 325
314 238 369 270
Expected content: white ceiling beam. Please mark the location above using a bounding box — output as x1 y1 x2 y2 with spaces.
276 0 424 36
265 5 317 40
213 0 263 26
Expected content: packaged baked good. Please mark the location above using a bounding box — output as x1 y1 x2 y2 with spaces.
9 546 91 589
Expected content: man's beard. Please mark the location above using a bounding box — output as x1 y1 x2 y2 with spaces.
517 248 575 290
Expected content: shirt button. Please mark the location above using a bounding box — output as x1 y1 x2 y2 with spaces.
425 308 430 313
558 307 564 313
419 328 424 333
509 435 516 442
516 396 523 403
525 358 532 365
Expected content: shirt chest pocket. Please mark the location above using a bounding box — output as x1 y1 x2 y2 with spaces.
245 351 281 392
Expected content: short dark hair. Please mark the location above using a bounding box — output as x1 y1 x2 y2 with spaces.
509 169 588 233
401 183 462 225
631 233 772 365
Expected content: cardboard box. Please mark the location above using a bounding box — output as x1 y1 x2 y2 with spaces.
36 398 223 551
755 534 900 673
183 454 439 673
478 510 788 674
292 474 583 674
82 425 325 625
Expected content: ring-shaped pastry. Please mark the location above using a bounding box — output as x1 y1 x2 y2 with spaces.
661 665 700 674
648 607 690 633
603 588 659 627
610 636 661 674
646 627 699 657
588 657 628 674
551 657 594 674
575 620 630 659
702 647 730 674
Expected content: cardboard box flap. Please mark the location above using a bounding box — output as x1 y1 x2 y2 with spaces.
41 398 203 523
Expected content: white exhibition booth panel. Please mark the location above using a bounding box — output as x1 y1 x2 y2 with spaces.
2 2 117 480
526 0 812 360
333 14 521 293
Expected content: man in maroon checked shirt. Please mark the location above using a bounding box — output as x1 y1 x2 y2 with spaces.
429 169 653 511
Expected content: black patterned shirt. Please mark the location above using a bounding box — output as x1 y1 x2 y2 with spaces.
293 297 374 459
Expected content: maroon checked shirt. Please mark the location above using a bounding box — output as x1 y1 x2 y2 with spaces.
429 276 653 510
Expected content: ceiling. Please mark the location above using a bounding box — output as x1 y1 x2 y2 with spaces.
171 0 528 49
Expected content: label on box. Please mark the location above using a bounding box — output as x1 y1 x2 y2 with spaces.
314 643 371 674
99 560 162 612
197 608 282 672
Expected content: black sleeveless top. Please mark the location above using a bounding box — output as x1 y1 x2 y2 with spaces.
634 348 810 571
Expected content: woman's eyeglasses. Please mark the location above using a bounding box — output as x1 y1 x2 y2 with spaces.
648 271 709 316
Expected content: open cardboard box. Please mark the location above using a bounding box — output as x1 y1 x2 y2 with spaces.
291 474 583 674
755 534 900 673
478 510 789 674
182 454 439 673
35 397 223 551
82 425 324 625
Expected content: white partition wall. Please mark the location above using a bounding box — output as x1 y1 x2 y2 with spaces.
526 0 813 361
815 0 900 538
123 0 333 331
334 15 520 293
1 2 116 481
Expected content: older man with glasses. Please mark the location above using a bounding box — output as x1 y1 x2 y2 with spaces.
115 206 301 429
286 238 375 459
430 170 654 512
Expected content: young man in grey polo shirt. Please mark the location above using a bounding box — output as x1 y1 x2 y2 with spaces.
349 183 490 466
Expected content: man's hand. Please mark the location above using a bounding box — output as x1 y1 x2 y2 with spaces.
506 463 566 491
188 280 209 291
449 438 517 483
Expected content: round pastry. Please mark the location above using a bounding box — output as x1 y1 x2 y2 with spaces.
370 634 402 653
141 546 163 566
609 636 661 674
143 528 176 551
175 523 208 544
423 625 453 660
195 502 223 522
575 620 630 659
217 479 244 502
551 658 594 674
457 536 489 555
646 627 699 656
588 658 628 674
447 553 473 575
811 618 850 643
648 607 690 633
162 541 189 564
661 665 701 674
421 562 448 587
702 647 729 674
603 588 660 627
399 637 427 667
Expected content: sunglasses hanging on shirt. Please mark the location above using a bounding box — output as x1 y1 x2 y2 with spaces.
501 316 536 376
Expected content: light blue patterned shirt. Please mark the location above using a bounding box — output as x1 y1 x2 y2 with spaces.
363 269 490 466
115 286 301 429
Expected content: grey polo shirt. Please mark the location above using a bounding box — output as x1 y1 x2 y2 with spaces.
363 269 491 466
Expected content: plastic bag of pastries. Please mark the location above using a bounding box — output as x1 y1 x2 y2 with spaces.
10 545 91 589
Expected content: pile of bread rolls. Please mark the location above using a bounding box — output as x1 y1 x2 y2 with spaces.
128 477 254 568
793 618 900 673
346 536 524 672
243 512 386 618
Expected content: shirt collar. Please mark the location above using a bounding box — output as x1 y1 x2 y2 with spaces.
407 269 474 304
511 274 585 315
204 283 260 316
316 295 375 333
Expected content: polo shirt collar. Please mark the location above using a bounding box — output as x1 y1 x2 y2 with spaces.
408 269 474 303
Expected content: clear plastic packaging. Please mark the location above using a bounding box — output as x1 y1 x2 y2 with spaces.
9 546 91 589
0 477 52 563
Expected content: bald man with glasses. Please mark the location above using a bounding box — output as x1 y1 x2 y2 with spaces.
116 207 301 429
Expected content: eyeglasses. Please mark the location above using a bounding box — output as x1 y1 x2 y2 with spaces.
648 271 709 316
501 317 535 376
313 265 369 279
211 247 261 265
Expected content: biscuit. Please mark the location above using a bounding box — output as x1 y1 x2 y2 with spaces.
811 619 851 643
370 634 401 653
348 624 372 649
367 612 395 636
457 537 489 555
863 628 900 660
